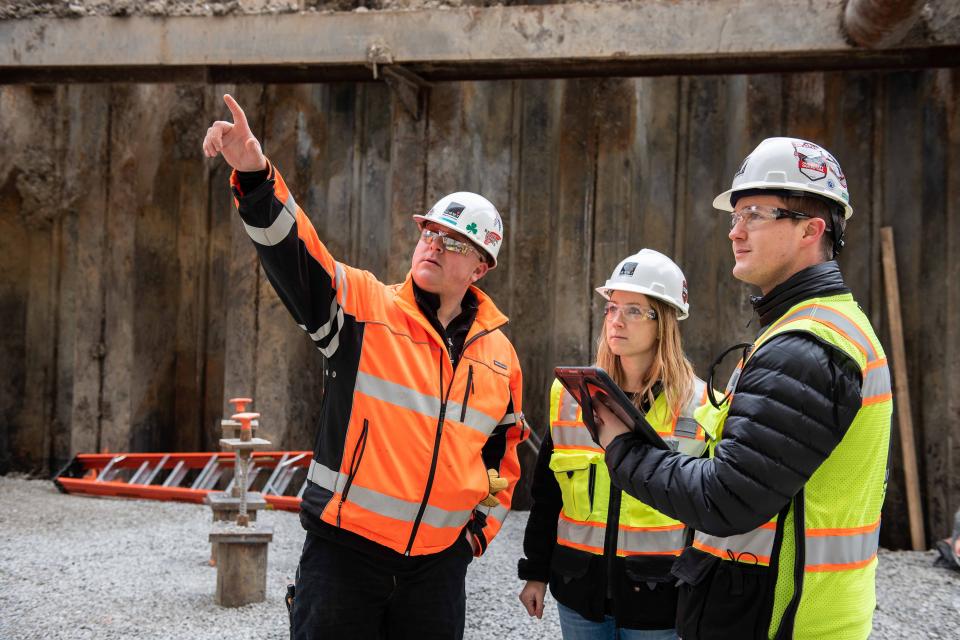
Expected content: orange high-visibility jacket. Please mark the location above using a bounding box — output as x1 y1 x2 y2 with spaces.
231 161 527 556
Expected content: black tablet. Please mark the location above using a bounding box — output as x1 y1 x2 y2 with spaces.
553 366 669 450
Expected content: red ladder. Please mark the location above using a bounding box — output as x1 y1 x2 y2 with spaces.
54 451 312 511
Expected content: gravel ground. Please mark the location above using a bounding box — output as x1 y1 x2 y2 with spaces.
1 474 957 639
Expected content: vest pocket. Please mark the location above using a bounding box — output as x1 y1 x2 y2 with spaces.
672 546 773 640
617 555 680 630
548 453 599 520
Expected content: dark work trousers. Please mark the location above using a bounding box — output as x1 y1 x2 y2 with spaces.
292 530 474 640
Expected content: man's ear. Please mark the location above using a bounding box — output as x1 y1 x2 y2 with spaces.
802 217 827 244
471 260 490 283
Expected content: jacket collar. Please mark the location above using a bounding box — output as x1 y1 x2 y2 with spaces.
395 273 508 342
751 261 850 328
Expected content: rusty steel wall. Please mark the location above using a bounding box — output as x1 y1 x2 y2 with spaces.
1 70 958 548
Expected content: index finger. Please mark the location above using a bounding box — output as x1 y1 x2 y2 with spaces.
223 94 249 128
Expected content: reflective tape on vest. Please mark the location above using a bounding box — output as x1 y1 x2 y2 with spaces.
558 391 579 422
354 371 498 437
552 424 600 450
768 304 877 362
558 514 684 556
693 520 880 572
862 360 892 405
307 459 476 530
243 192 297 246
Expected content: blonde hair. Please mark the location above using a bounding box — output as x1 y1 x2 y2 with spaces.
595 297 695 415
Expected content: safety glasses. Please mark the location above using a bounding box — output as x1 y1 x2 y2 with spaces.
419 227 481 258
603 303 658 323
729 204 828 231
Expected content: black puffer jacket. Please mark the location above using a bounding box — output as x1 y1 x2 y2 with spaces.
605 262 863 537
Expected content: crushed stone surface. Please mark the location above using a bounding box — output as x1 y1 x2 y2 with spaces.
1 475 958 638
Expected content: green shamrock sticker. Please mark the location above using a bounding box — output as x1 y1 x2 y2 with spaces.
466 222 479 235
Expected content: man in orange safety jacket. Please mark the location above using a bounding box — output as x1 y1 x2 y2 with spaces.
203 94 527 640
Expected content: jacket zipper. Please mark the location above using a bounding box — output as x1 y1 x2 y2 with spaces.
588 464 596 513
604 485 622 600
460 365 474 422
405 329 493 555
336 419 369 527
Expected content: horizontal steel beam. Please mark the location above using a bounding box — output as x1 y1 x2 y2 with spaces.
2 1 959 83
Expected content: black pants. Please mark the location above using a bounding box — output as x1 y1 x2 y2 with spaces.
292 531 474 640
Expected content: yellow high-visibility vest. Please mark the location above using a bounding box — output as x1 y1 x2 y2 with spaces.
693 293 892 639
549 376 711 557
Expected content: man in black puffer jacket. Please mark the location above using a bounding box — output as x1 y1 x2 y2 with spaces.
594 137 892 640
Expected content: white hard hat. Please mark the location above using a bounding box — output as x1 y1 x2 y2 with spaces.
596 249 689 320
713 137 853 219
413 192 504 267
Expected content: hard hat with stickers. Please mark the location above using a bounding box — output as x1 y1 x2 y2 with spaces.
596 249 690 320
413 192 504 268
713 137 853 220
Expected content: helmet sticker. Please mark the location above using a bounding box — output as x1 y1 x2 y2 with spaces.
682 280 688 304
619 262 638 277
796 151 827 181
484 229 502 246
441 202 466 223
465 222 479 235
824 152 848 188
735 156 750 177
827 178 836 189
493 216 503 233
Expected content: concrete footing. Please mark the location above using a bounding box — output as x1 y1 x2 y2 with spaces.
208 521 274 607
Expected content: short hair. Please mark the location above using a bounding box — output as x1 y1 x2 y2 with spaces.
782 194 844 261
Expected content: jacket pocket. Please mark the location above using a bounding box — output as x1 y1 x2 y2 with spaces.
549 544 605 622
548 453 599 521
336 419 369 527
672 546 773 640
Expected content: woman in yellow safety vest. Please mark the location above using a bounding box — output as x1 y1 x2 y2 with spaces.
518 249 712 639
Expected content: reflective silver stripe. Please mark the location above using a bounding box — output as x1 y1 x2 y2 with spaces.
558 517 605 550
449 402 498 436
552 424 597 449
695 527 776 561
674 417 699 438
863 363 892 398
307 297 342 343
334 261 349 305
243 193 297 246
772 305 876 361
479 503 510 524
497 412 519 427
665 435 708 457
558 518 684 554
307 459 473 529
355 371 497 436
558 389 579 422
307 459 342 493
685 379 707 417
318 332 340 358
619 526 685 555
695 524 880 569
805 526 880 567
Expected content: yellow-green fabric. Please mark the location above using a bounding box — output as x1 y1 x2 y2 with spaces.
693 293 892 640
549 376 711 556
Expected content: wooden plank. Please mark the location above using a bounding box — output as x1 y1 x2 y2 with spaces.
881 227 926 550
4 3 959 82
5 86 60 472
355 83 392 279
879 70 926 550
916 69 953 542
676 76 745 375
252 84 326 447
507 79 561 508
825 71 876 305
386 83 428 285
221 85 267 443
945 68 960 544
165 85 213 453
